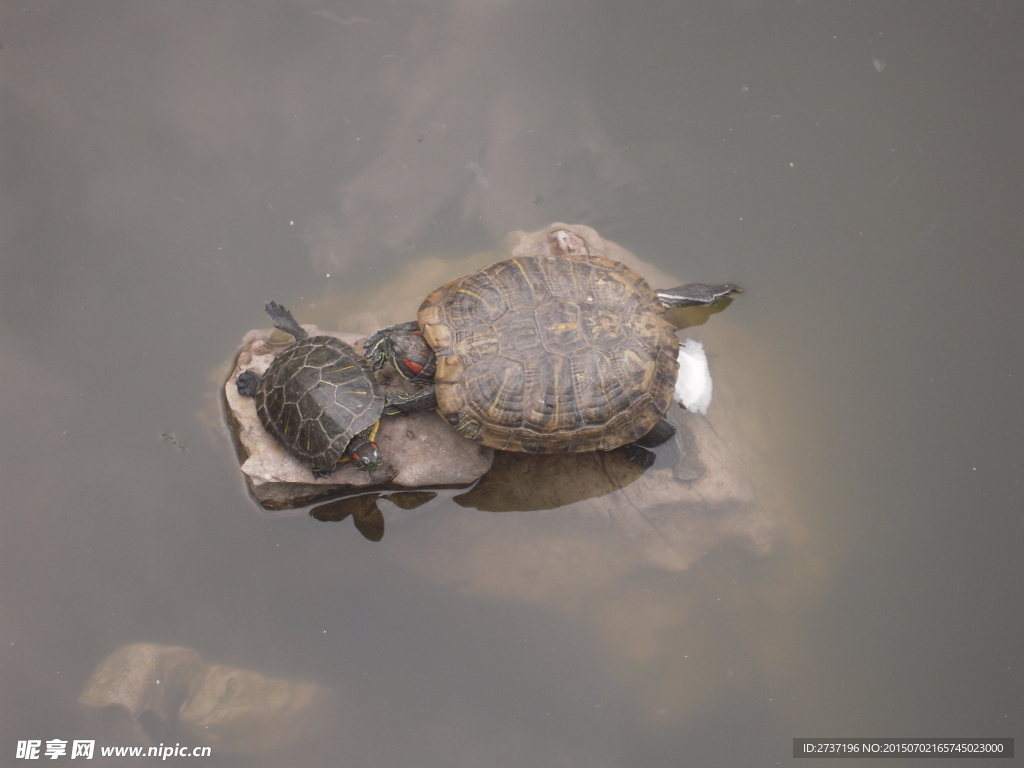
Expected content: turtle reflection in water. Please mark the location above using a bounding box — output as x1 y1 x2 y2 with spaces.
365 247 739 468
310 491 438 541
236 301 385 477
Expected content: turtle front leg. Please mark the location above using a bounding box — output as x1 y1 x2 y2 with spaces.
656 283 741 308
382 385 438 416
236 370 261 397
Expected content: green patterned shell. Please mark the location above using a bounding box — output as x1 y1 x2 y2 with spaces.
418 252 680 453
253 336 383 473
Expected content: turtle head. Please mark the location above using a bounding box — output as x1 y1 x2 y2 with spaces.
364 322 436 384
391 331 435 384
347 438 383 472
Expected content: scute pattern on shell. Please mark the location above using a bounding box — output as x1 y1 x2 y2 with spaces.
418 252 679 452
253 336 383 474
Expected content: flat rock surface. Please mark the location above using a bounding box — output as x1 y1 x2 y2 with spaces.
224 326 493 510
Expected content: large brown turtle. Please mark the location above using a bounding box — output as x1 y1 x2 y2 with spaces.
365 246 738 466
236 301 384 477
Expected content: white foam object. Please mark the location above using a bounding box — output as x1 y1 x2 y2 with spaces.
674 339 712 414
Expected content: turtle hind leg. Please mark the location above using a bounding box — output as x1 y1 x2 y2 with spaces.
236 370 260 397
633 418 676 448
656 283 741 308
625 420 706 479
621 443 656 469
620 418 676 469
264 301 309 340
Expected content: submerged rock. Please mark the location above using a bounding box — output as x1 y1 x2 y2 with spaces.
77 644 205 747
224 327 493 510
79 643 335 753
177 664 332 754
452 382 773 572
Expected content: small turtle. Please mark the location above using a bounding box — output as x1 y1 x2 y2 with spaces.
365 247 738 466
237 301 384 477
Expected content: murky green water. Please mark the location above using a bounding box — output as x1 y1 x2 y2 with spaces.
2 2 1021 765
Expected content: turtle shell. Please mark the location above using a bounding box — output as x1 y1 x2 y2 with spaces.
417 252 679 452
252 336 383 474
